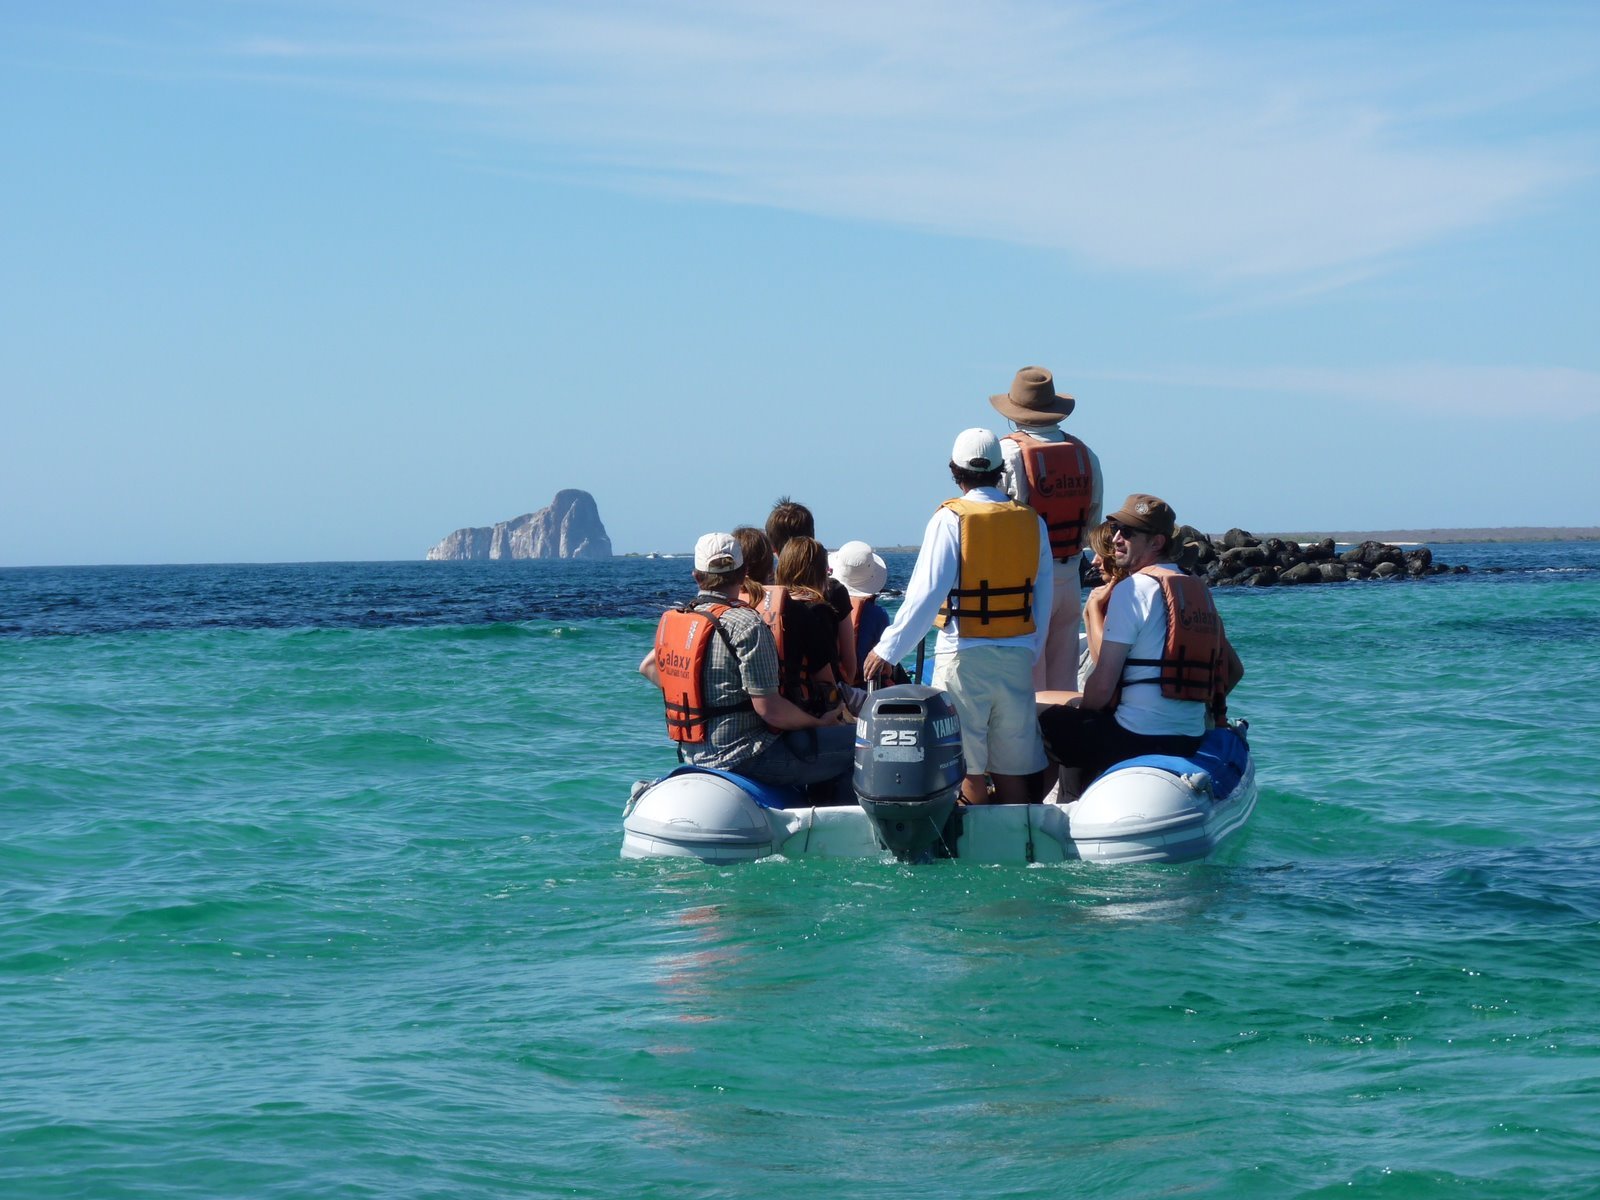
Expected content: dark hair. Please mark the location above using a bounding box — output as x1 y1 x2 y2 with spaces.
1088 520 1128 586
733 526 774 585
693 566 745 592
950 463 1002 491
775 536 828 599
765 497 815 555
732 526 772 605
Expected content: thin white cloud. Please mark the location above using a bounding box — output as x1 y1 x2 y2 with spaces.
217 0 1598 284
1084 363 1600 420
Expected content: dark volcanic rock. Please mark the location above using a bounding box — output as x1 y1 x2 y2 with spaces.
1086 522 1468 590
1222 527 1260 550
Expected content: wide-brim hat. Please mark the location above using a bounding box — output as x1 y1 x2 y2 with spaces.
989 366 1075 426
828 541 888 597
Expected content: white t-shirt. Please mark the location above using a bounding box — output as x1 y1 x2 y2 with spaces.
1101 569 1206 737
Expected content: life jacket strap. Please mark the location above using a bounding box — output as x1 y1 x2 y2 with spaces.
940 578 1035 626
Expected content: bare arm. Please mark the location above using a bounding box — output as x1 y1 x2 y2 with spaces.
750 691 851 731
1220 639 1244 695
1080 639 1130 711
835 617 856 687
638 651 660 686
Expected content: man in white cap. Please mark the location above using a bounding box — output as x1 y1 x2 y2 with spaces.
640 531 856 800
990 366 1104 691
862 431 1053 805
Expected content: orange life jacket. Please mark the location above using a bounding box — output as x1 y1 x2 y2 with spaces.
933 497 1039 638
755 584 787 665
1004 432 1095 558
1119 567 1223 703
653 601 753 743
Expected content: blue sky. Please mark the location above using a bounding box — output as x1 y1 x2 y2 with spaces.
4 1 1598 565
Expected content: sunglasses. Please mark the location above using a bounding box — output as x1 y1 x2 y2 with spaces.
1109 522 1147 539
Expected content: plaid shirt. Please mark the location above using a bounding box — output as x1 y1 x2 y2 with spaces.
678 592 781 770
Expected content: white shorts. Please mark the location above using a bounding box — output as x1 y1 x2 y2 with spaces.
932 644 1048 776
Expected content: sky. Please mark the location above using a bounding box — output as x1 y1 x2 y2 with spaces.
4 0 1599 565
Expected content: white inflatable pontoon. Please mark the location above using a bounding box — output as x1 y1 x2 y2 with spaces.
622 699 1256 867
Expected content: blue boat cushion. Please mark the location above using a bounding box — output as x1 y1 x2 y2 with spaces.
663 765 808 811
1096 726 1250 801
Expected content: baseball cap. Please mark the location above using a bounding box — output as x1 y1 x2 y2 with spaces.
950 427 1003 472
693 532 744 572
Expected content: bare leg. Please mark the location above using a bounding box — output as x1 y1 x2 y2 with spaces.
989 773 1033 805
1054 766 1084 803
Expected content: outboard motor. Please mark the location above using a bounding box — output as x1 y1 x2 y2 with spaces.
853 684 965 860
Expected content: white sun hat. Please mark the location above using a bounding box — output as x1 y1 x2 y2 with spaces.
828 540 888 597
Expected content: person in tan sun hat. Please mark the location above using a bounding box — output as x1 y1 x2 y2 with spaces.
989 366 1105 693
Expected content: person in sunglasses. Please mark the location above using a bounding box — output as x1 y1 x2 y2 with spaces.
1037 494 1242 797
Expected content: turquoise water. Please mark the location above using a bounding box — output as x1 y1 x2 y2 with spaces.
4 550 1599 1198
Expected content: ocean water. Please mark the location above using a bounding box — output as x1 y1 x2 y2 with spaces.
4 545 1599 1199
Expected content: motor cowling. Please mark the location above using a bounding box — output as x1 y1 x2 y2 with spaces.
852 684 965 860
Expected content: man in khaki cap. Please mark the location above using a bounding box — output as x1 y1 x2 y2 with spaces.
990 366 1104 691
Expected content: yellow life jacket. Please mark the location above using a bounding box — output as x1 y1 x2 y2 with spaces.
933 497 1039 638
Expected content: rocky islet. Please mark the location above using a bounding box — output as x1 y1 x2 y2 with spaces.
426 489 612 561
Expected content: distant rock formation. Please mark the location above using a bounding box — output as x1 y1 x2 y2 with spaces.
426 489 613 561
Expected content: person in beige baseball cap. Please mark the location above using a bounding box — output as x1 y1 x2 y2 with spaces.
862 429 1055 806
990 366 1105 692
638 531 856 802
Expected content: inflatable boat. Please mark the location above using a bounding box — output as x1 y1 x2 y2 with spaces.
621 685 1257 866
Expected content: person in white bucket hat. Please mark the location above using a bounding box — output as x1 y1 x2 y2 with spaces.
862 429 1053 806
828 541 890 684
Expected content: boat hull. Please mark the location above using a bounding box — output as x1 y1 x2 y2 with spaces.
621 734 1257 866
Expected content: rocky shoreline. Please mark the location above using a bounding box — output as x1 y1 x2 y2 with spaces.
1088 527 1472 589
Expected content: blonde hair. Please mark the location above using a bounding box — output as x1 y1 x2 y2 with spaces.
775 536 828 601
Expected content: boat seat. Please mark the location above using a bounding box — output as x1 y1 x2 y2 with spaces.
1095 726 1250 801
663 765 808 811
